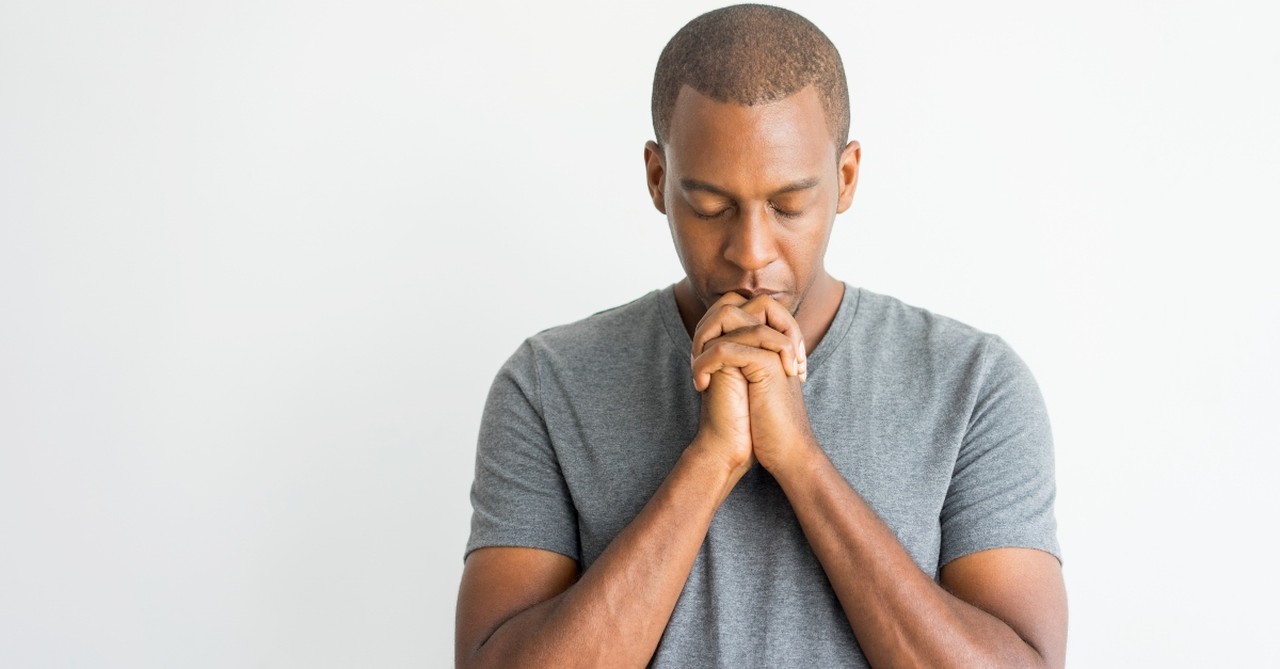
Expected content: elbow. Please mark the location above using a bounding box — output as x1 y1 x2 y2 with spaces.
979 641 1060 669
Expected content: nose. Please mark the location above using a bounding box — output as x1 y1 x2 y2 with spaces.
723 205 778 272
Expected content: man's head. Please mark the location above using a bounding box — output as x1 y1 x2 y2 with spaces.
645 4 859 325
651 4 850 152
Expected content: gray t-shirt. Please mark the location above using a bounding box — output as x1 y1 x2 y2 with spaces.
466 284 1059 668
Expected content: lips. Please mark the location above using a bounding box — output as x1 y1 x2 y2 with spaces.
724 287 783 300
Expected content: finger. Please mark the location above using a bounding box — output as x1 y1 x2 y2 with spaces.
739 296 803 357
692 338 795 390
692 341 788 389
698 323 800 378
692 291 748 336
691 303 760 359
739 296 806 374
691 350 753 386
692 309 759 359
691 293 809 380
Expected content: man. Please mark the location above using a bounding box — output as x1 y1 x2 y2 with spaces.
456 5 1066 668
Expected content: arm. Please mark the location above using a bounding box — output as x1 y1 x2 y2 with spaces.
456 369 757 669
690 294 1066 669
771 447 1067 669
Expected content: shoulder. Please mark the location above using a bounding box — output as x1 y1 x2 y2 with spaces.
846 286 1004 363
527 289 664 352
834 286 1039 406
499 288 674 383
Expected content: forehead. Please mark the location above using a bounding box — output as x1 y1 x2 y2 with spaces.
664 84 835 192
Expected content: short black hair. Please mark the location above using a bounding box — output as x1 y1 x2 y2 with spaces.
651 4 850 149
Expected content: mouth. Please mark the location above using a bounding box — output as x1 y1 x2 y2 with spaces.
720 287 785 301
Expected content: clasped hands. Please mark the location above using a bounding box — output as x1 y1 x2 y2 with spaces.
689 292 818 479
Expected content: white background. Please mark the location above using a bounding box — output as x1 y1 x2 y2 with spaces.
2 0 1277 666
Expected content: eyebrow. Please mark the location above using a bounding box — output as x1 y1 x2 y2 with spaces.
679 177 820 198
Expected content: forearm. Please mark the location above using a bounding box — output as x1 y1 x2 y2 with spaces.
465 443 742 669
772 446 1051 669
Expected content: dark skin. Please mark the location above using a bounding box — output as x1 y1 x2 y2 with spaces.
455 84 1067 668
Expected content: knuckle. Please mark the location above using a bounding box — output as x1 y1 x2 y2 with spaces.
726 305 756 325
715 293 745 308
701 339 726 356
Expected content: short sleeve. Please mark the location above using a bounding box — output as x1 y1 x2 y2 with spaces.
464 340 580 562
939 336 1061 567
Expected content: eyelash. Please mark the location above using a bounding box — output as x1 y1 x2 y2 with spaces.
771 204 801 219
693 204 801 220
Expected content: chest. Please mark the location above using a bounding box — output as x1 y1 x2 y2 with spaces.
544 366 965 575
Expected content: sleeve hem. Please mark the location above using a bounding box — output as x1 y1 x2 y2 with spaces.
939 536 1062 569
464 535 581 564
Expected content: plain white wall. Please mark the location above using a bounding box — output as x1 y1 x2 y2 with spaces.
2 0 1276 666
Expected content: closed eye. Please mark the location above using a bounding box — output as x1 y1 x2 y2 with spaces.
693 207 732 220
770 203 802 218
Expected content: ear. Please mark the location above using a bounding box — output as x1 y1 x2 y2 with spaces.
644 140 667 214
835 140 860 214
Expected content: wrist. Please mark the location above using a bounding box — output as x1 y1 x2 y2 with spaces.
682 436 751 501
762 434 827 487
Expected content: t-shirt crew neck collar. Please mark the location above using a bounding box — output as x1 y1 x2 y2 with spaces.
657 282 862 371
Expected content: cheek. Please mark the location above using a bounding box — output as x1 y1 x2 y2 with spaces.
778 222 830 268
668 225 703 275
671 222 718 261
